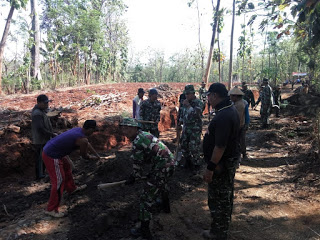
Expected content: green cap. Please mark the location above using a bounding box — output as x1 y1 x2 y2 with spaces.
119 117 139 127
184 85 195 94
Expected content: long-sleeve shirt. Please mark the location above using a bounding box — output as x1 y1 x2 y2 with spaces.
132 95 144 119
180 98 203 131
31 105 54 145
130 131 175 179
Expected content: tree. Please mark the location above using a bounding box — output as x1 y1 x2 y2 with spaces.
228 0 235 90
30 0 41 83
203 0 221 85
0 0 28 94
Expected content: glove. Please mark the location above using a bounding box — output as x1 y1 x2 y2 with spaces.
125 175 135 185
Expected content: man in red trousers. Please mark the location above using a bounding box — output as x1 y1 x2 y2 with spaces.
42 120 100 217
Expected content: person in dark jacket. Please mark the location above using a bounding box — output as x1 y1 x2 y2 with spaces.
31 94 56 180
202 83 240 239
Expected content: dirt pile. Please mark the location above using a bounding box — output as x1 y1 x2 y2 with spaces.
286 92 320 117
0 83 192 178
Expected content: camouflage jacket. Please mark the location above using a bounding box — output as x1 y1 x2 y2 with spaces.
180 98 203 130
199 87 207 101
242 88 255 108
130 131 175 178
261 84 273 107
139 99 161 130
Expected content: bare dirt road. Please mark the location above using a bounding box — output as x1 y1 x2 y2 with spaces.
0 84 320 240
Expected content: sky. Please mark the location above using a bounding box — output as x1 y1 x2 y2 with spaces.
123 0 264 61
0 0 266 62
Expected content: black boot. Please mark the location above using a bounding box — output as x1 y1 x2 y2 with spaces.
131 221 152 240
141 221 152 240
162 192 171 213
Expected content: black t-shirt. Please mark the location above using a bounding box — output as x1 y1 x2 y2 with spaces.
203 98 240 162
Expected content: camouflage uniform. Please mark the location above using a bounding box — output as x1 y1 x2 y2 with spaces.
199 86 206 100
180 85 204 167
177 92 186 124
242 88 255 109
208 159 238 239
131 131 175 221
199 86 207 112
273 88 281 117
260 82 273 127
139 99 161 137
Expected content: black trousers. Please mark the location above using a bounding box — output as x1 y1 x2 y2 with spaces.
34 144 46 179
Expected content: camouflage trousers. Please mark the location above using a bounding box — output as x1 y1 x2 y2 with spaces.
208 157 238 239
260 104 271 126
139 165 173 221
180 128 202 166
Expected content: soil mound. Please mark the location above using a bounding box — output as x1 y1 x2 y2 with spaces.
286 93 320 117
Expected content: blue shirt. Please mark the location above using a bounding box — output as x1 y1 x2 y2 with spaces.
43 128 85 158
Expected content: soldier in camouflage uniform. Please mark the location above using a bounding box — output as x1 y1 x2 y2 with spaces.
139 88 161 137
260 78 273 128
199 81 208 112
241 82 256 109
273 85 281 117
120 118 175 240
179 85 203 171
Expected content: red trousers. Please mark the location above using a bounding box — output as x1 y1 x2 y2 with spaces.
42 151 76 212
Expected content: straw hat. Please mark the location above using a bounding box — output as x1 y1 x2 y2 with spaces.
228 87 244 96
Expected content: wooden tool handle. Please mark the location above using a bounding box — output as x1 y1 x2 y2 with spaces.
135 120 156 124
97 180 126 190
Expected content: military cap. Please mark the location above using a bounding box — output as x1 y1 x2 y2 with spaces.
263 78 269 83
205 83 228 97
228 87 244 96
149 88 158 95
37 94 52 103
119 118 139 127
138 88 145 94
184 85 195 94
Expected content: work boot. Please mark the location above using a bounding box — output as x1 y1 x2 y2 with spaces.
130 221 152 240
161 192 171 213
201 230 216 239
184 157 192 169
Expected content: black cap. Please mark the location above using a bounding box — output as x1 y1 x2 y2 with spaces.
149 88 158 95
138 88 145 94
37 94 51 103
83 120 97 130
242 81 247 86
263 78 269 83
206 83 228 97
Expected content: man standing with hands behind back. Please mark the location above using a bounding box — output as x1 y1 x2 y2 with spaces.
32 94 56 180
202 83 240 240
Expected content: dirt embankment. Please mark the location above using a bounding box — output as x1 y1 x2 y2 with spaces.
0 82 199 178
0 85 320 240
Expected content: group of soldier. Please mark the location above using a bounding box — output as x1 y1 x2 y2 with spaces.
31 80 281 239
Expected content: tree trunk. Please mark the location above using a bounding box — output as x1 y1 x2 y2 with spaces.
0 6 15 95
217 31 221 82
196 0 205 75
228 0 235 90
203 0 221 85
30 0 42 81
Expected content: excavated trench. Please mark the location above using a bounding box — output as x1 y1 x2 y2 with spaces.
0 88 179 179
